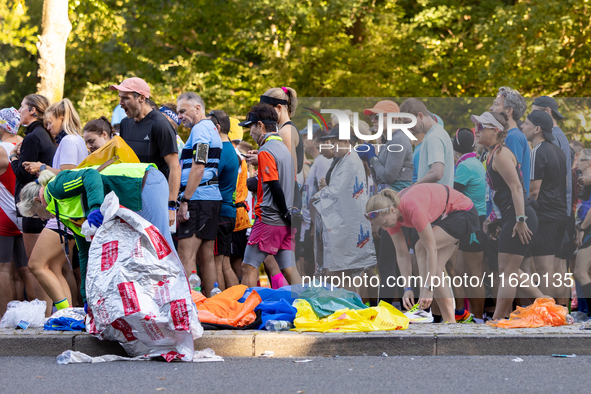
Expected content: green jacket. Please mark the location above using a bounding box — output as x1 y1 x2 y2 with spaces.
44 163 154 236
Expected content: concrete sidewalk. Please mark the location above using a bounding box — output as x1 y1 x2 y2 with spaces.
2 323 591 358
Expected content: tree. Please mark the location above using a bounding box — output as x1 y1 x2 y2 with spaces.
36 0 71 102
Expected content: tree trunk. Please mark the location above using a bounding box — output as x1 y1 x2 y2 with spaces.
36 0 72 103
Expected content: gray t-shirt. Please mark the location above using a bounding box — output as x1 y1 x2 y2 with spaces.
417 123 454 187
256 138 295 226
370 129 413 186
552 126 572 216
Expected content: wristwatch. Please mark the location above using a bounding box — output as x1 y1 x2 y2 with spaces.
369 156 379 166
8 154 18 161
516 215 527 223
168 200 179 209
180 195 190 204
424 283 433 292
39 164 47 172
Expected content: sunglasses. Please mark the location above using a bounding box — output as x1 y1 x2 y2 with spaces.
475 123 496 131
364 206 391 220
370 113 380 122
208 111 220 126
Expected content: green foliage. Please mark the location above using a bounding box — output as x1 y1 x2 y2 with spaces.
2 0 591 142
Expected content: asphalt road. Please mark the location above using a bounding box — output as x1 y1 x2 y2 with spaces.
1 355 588 393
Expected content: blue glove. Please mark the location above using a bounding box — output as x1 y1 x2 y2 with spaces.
87 209 103 228
357 143 377 162
83 302 88 314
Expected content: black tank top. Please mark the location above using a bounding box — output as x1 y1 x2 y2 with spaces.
486 144 529 214
282 120 303 174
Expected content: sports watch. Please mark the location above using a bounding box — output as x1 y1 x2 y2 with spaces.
39 164 47 172
516 215 527 223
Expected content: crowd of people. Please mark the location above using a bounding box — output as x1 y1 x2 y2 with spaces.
0 80 589 325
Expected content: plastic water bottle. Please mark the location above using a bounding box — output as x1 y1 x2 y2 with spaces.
210 282 222 297
56 350 73 365
265 320 293 331
188 271 201 292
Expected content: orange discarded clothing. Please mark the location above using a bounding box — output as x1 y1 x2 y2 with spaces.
487 298 570 328
191 285 261 327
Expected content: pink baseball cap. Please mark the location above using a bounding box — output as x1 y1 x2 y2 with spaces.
109 77 151 98
363 100 400 115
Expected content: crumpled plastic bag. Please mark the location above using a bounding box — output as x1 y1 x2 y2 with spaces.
293 299 409 332
0 300 46 329
84 192 203 362
56 348 223 364
487 298 571 328
298 286 367 318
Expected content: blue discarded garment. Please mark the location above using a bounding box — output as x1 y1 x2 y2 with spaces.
44 317 85 331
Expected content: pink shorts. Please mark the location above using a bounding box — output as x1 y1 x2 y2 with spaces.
247 220 293 255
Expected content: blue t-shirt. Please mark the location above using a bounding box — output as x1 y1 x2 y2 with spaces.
455 156 486 216
218 141 239 218
412 142 422 183
505 127 530 196
181 119 222 201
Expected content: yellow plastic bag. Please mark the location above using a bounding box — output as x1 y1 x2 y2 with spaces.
77 136 140 168
292 299 409 332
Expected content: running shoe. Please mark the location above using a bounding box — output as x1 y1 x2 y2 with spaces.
404 304 434 324
455 310 474 323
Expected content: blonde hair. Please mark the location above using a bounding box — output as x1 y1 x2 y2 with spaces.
17 170 56 217
263 87 298 117
45 98 82 136
365 188 401 216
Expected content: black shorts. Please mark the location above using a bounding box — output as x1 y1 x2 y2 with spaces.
0 235 27 268
459 215 487 253
485 234 499 271
22 217 45 234
214 216 236 256
178 200 221 240
531 219 566 257
498 205 538 256
231 229 249 259
559 215 576 260
581 229 591 250
435 206 480 241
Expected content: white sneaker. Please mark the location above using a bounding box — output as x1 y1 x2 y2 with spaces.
404 304 434 324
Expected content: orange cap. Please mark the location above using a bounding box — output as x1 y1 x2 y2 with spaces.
363 100 400 115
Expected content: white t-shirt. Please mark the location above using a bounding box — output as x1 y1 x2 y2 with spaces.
53 134 88 169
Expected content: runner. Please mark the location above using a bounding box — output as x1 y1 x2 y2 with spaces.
574 149 591 314
365 183 479 323
451 127 486 323
238 103 296 288
0 108 27 315
522 110 567 300
472 111 543 320
20 99 88 315
17 163 171 308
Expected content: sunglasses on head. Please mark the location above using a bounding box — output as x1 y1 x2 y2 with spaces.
208 111 220 126
364 206 391 220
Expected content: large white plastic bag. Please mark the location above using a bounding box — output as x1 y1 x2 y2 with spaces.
0 300 46 328
84 192 203 362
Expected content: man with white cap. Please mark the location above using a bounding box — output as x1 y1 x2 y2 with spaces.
521 110 567 301
109 77 181 229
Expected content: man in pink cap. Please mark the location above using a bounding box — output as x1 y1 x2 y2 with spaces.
110 77 181 232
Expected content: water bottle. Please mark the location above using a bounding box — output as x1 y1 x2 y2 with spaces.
188 271 201 292
56 350 73 365
265 320 293 331
210 282 222 297
571 311 590 323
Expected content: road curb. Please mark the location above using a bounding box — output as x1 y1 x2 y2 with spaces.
2 329 591 357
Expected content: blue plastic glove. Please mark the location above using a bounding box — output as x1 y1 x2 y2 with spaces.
357 143 377 162
83 302 88 314
87 209 103 228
